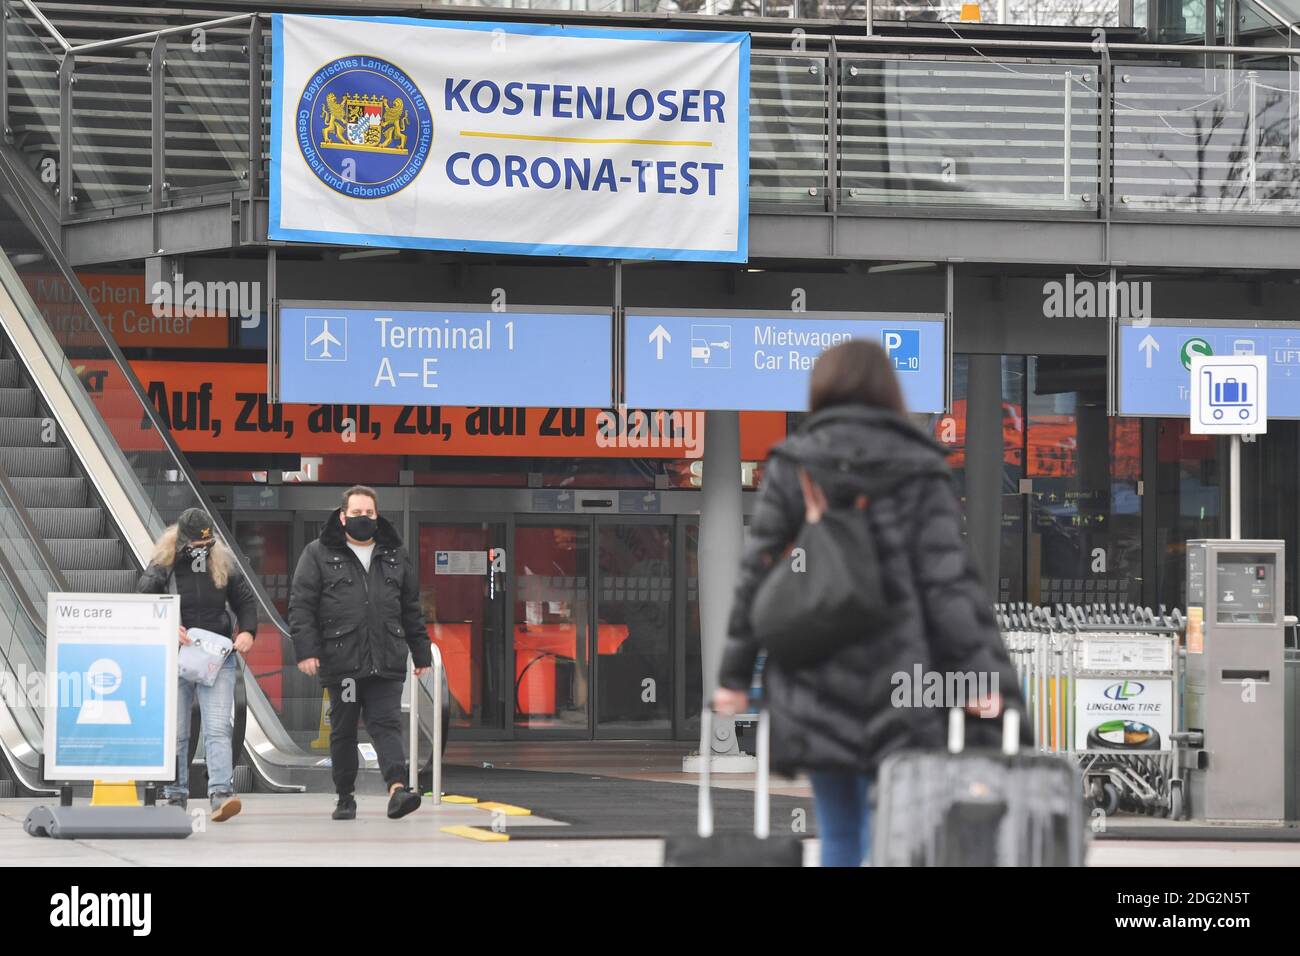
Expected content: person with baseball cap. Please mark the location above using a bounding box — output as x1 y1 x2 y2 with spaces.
138 507 258 821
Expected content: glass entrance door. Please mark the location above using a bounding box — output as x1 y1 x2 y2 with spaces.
416 519 509 732
513 517 675 739
595 519 673 737
513 522 593 736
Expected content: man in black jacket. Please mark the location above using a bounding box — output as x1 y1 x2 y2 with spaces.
289 485 432 820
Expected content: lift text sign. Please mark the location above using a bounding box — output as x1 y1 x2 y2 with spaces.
270 15 748 261
624 311 946 412
1118 318 1300 418
278 303 612 407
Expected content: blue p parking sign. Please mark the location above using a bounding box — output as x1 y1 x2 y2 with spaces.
882 329 921 372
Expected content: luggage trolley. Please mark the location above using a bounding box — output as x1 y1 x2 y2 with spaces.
999 604 1187 819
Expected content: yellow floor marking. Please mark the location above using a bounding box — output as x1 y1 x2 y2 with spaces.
441 825 509 842
475 801 532 816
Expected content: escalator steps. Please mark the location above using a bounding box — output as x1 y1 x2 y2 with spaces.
63 570 139 594
9 477 89 509
45 538 123 571
26 507 106 540
0 387 37 417
0 446 71 477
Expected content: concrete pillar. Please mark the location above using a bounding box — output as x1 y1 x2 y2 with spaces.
684 408 755 771
965 354 1004 603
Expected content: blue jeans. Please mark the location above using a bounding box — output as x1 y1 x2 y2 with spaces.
165 655 237 799
809 771 875 867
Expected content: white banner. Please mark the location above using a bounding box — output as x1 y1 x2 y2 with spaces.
270 15 749 261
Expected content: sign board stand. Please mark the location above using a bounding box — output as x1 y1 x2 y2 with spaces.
1189 354 1267 542
24 593 192 839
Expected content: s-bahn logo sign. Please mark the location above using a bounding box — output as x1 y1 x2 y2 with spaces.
297 56 432 199
270 14 749 261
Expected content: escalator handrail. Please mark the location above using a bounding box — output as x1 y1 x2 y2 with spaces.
0 458 69 594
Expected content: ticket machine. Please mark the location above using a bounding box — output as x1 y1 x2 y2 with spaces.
1184 539 1286 822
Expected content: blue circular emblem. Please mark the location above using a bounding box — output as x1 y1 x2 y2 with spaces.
297 56 432 199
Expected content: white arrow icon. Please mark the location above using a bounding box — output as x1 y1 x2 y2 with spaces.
1138 333 1160 369
649 324 671 360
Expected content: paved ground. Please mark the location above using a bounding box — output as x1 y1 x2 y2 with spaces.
6 742 1298 866
4 790 1300 866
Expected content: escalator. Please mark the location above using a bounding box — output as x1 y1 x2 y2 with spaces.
0 148 447 798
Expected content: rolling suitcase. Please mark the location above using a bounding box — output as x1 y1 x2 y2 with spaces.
870 710 1085 867
662 707 803 867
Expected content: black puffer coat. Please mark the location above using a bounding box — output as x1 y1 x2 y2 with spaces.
288 510 432 684
137 551 258 640
718 404 1025 776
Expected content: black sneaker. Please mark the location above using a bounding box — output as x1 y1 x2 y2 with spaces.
332 794 357 820
165 795 188 812
386 785 421 819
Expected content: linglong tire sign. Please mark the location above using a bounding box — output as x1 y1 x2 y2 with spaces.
270 14 749 262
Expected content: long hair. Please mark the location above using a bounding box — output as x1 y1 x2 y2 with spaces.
148 524 234 589
808 339 906 414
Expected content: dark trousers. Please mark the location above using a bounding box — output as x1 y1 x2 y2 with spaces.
325 676 407 794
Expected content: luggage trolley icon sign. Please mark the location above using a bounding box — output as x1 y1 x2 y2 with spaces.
1190 355 1266 433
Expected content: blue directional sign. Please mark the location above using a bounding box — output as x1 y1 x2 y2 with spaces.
278 303 612 407
1118 319 1300 418
624 311 946 412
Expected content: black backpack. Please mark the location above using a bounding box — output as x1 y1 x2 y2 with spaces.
749 461 890 669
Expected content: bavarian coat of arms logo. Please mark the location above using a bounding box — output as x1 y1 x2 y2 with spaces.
297 56 432 199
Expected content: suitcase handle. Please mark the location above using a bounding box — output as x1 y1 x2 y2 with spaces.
697 706 770 839
947 707 1022 756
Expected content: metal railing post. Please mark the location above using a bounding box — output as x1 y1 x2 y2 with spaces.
408 664 419 792
151 36 164 209
247 15 262 205
1063 70 1073 202
406 645 443 805
57 51 71 219
430 643 442 805
1247 69 1258 205
1 7 10 143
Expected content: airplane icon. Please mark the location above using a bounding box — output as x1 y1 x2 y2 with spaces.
305 316 346 362
312 324 341 358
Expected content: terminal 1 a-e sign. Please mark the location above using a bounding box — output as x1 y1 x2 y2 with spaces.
276 303 613 408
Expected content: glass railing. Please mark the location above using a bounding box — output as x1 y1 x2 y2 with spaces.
1112 64 1300 213
8 7 1300 227
3 2 61 204
163 32 251 195
839 57 1102 209
752 54 830 202
0 467 64 622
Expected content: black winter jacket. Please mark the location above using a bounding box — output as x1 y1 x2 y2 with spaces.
137 551 259 639
288 510 432 684
718 404 1025 776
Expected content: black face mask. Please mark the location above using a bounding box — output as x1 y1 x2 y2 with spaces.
344 515 377 542
181 544 210 560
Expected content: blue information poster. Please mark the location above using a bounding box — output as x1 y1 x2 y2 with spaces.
44 593 179 781
624 311 946 412
278 302 613 408
1118 318 1300 418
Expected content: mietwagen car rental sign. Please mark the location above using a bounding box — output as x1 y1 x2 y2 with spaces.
270 15 749 262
